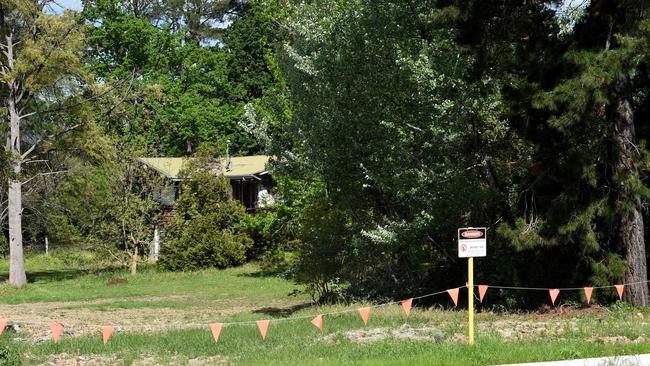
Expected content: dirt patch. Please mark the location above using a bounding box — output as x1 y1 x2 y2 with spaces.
0 296 258 341
529 304 609 319
133 354 231 366
323 324 454 344
26 353 231 366
479 319 579 341
588 335 648 344
27 353 121 366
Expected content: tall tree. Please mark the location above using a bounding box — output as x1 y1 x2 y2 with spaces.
457 0 650 305
0 0 87 287
83 0 257 155
542 0 650 305
272 0 512 300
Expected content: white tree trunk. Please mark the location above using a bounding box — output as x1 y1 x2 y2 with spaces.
8 179 25 287
5 35 26 288
149 226 160 261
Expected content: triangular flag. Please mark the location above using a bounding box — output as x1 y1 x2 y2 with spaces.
358 307 370 325
615 284 624 300
50 322 64 343
447 288 459 307
549 289 560 306
257 320 270 339
584 287 593 304
102 326 114 345
0 319 6 336
478 285 489 303
209 323 223 342
401 298 413 317
310 315 323 332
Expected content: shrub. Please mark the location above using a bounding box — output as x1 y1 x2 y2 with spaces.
158 212 252 271
237 206 300 262
158 157 253 271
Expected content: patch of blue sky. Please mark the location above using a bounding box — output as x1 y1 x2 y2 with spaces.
46 0 82 15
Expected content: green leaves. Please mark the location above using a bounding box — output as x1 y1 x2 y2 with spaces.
159 160 252 271
271 0 511 299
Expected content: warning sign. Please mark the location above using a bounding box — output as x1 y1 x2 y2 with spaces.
458 227 486 258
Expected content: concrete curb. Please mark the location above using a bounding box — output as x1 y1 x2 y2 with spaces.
496 354 650 366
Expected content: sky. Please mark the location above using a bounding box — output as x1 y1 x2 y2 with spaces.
53 0 83 12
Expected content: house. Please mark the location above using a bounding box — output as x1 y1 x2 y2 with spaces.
138 155 273 260
138 155 273 211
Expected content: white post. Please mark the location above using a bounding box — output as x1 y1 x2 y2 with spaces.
150 226 160 261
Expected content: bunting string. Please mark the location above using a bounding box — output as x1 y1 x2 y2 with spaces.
485 280 648 291
2 280 648 344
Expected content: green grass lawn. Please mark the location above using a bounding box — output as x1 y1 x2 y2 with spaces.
1 253 650 365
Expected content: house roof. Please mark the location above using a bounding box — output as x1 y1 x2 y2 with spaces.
138 156 270 181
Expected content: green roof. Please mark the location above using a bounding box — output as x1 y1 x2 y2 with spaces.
138 156 270 180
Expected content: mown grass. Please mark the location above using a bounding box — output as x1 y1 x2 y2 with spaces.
1 253 650 365
0 252 308 308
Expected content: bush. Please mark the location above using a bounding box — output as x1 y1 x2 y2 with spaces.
158 212 252 271
237 207 299 262
158 157 253 271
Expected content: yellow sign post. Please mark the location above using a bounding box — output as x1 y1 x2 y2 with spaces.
458 227 486 346
468 256 474 345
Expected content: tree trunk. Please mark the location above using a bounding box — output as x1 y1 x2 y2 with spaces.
613 77 648 306
8 179 25 287
149 226 160 261
6 35 27 288
130 246 138 275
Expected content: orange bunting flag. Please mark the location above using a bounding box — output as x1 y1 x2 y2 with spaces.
478 285 489 303
0 318 6 337
615 284 624 300
549 289 560 306
311 314 323 332
102 326 114 345
358 307 371 325
257 320 270 339
584 287 593 304
447 288 459 307
50 322 64 343
401 298 413 317
209 323 223 342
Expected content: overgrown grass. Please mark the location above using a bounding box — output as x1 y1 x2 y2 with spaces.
6 308 650 366
1 253 650 365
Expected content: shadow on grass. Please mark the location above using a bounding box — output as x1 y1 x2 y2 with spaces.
236 269 287 278
0 265 125 284
253 302 315 317
0 269 88 284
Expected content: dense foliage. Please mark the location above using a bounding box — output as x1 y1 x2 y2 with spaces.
1 0 650 307
158 160 252 270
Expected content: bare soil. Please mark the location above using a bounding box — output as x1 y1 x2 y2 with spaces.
25 353 231 366
0 296 258 341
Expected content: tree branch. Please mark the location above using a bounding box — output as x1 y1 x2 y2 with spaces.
22 170 68 185
21 124 80 160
